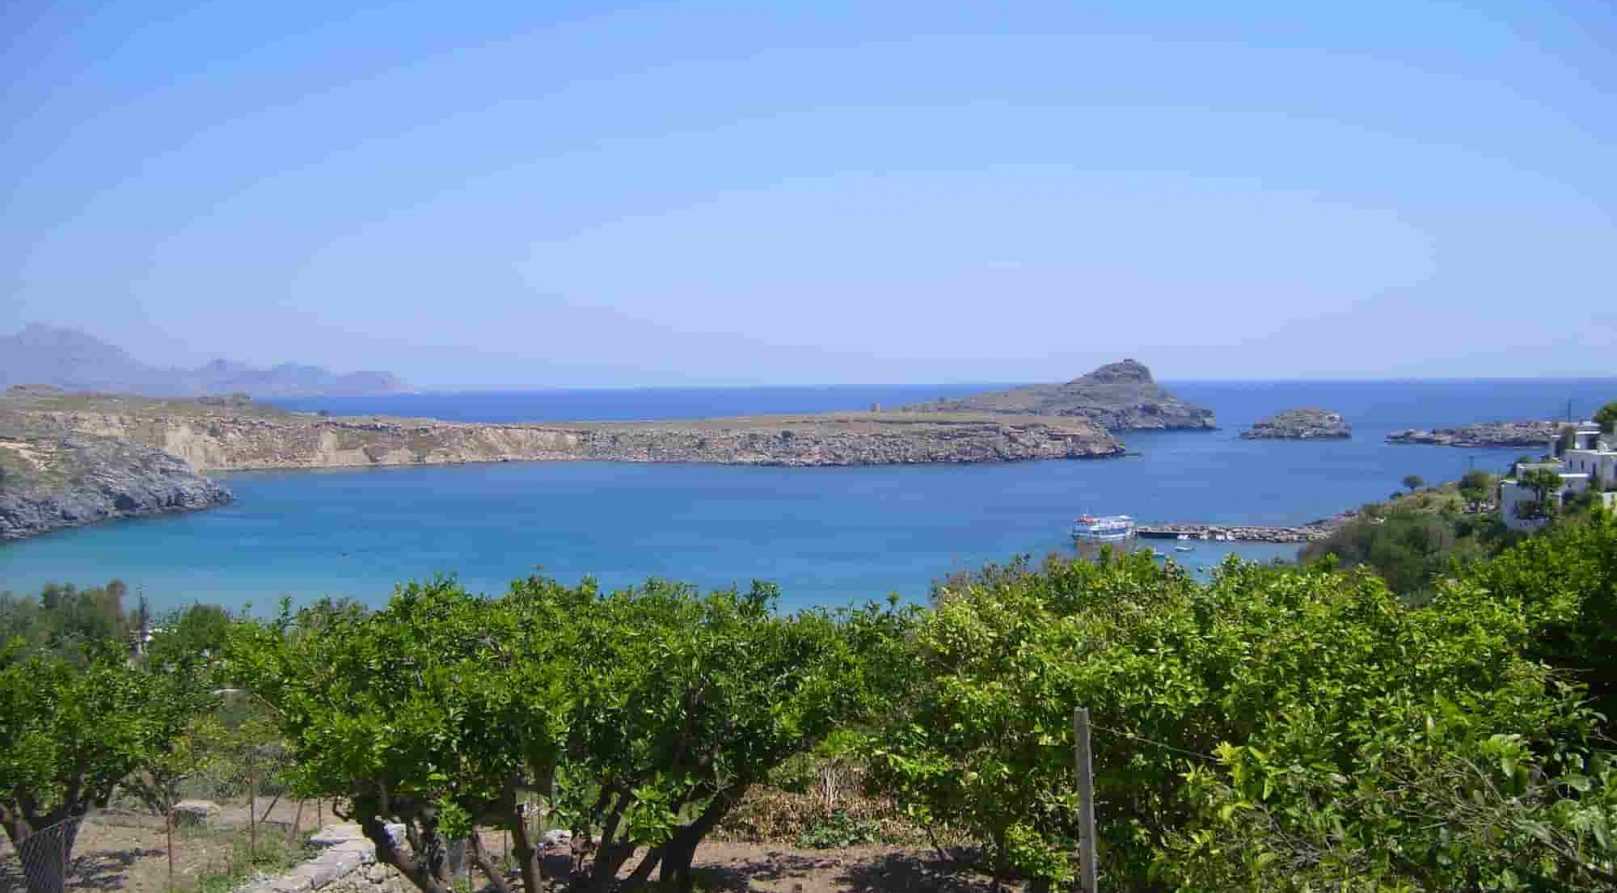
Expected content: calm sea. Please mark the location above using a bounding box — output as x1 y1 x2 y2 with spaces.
2 379 1612 614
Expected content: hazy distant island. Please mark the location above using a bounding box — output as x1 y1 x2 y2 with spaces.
902 359 1216 430
1242 408 1351 440
0 324 408 398
1387 420 1561 448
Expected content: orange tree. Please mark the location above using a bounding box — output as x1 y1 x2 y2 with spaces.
227 576 906 893
870 547 1617 891
0 639 210 893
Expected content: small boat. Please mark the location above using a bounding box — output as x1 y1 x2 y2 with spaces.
1176 533 1191 541
1174 545 1195 553
1071 514 1136 542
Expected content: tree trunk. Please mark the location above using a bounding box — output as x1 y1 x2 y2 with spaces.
657 785 746 893
360 814 453 893
508 807 543 893
16 821 79 893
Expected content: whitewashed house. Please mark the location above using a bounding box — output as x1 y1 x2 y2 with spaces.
1498 421 1617 531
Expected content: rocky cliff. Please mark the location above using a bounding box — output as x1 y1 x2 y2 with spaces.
2 389 1123 473
0 388 1122 541
0 415 231 541
903 359 1216 430
1241 408 1351 440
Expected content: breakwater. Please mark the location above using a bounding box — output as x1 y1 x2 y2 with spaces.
1136 522 1334 544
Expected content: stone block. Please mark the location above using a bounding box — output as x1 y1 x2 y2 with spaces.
172 799 219 829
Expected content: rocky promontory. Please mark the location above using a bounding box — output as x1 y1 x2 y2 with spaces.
0 386 1126 540
1386 421 1559 448
903 359 1216 430
0 418 231 541
1 389 1123 473
1241 408 1351 440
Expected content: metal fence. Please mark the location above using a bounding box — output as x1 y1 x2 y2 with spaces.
0 796 337 893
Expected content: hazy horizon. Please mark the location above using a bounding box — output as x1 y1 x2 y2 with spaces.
5 2 1615 387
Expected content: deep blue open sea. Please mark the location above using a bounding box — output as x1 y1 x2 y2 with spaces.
2 379 1613 614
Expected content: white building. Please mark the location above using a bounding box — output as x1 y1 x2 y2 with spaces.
1498 422 1617 531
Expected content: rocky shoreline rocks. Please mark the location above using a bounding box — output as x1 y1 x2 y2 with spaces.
0 423 231 541
1241 408 1351 440
903 359 1217 430
1386 420 1559 448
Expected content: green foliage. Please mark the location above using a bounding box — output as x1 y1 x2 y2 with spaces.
0 636 212 893
1300 485 1513 597
0 580 137 661
1596 401 1617 435
1458 468 1494 506
1401 473 1424 492
1521 466 1566 511
794 809 881 849
869 543 1617 890
226 575 907 893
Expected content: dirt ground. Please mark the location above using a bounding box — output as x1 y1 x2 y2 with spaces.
0 798 327 893
2 811 999 893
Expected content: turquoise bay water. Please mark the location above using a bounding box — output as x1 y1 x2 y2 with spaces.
2 379 1613 613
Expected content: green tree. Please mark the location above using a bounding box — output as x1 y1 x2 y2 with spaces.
871 549 1616 890
1520 466 1565 517
228 576 900 893
1594 400 1617 434
1402 474 1425 493
1457 469 1494 508
0 641 208 893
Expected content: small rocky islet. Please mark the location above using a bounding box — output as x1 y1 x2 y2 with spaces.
1386 420 1561 448
1241 407 1351 440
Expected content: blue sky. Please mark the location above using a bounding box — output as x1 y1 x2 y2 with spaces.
3 1 1615 387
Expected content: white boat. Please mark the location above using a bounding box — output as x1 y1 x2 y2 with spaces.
1174 545 1195 553
1071 514 1135 542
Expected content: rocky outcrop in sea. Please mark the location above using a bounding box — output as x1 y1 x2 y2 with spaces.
0 423 231 541
901 359 1216 430
1241 408 1351 440
1386 420 1559 448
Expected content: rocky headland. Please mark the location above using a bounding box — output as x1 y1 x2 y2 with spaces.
1386 420 1559 448
0 389 1121 472
0 411 231 541
902 359 1216 430
1241 408 1351 440
0 377 1137 540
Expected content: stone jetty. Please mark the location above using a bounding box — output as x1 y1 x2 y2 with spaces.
1136 522 1335 544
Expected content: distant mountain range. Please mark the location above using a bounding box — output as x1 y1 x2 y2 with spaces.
0 324 408 398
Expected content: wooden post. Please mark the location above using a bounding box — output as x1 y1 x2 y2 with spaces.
1073 708 1098 893
248 760 258 862
166 804 176 891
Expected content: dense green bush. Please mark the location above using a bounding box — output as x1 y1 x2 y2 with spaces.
226 576 907 893
869 534 1617 891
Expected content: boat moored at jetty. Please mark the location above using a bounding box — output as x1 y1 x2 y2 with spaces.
1071 514 1136 542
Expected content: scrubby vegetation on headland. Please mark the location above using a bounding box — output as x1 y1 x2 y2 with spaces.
6 505 1617 892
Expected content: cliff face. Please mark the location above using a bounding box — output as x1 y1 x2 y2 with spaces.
903 359 1216 430
23 410 1121 470
0 420 231 541
1 390 1122 473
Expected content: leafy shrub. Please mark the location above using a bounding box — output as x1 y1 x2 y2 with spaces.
794 810 882 849
870 541 1617 890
